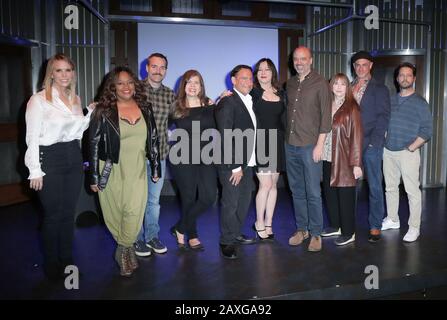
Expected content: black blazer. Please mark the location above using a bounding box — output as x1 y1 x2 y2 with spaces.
215 89 257 171
89 103 161 188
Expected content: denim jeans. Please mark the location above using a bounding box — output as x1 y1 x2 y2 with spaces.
285 143 323 237
138 159 166 243
363 146 385 230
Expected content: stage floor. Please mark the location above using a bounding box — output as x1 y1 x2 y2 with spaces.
1 184 446 300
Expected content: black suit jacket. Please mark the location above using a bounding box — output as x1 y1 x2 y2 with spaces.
215 90 257 171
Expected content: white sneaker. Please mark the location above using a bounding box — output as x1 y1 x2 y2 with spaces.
381 217 400 231
403 227 420 242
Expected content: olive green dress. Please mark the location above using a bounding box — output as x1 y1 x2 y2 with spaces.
98 117 148 247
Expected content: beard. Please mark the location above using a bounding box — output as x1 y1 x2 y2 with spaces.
399 82 413 90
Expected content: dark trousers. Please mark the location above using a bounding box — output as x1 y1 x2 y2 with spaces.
218 166 254 245
322 161 356 237
38 141 83 270
171 164 217 239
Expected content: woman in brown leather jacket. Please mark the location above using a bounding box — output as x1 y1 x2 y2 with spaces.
89 66 161 277
321 73 363 246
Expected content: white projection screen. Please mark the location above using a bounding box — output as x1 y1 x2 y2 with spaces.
137 23 278 100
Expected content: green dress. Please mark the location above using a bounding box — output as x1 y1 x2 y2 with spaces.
98 117 148 247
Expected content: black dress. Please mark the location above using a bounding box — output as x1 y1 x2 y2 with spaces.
251 87 286 173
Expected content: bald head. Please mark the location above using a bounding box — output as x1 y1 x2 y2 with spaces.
294 46 313 58
293 46 313 77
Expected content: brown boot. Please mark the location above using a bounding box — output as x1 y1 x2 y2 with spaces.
128 246 139 270
119 246 133 277
288 230 309 246
308 236 322 252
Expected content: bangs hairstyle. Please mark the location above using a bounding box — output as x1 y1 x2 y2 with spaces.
43 53 77 104
95 66 148 117
329 73 358 110
253 58 280 95
173 70 209 119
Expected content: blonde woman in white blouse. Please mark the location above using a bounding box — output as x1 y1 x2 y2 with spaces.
25 53 92 281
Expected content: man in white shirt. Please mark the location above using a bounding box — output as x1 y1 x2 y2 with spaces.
215 65 257 259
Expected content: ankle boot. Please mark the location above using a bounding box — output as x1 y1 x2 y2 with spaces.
128 246 139 270
118 246 133 277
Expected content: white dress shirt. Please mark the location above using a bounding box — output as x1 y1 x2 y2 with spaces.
232 88 257 172
25 88 92 179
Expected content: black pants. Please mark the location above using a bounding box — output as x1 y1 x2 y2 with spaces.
171 163 217 239
218 167 254 245
322 161 356 237
38 141 83 270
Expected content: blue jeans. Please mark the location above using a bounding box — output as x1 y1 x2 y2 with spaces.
285 143 323 237
137 159 166 243
363 146 385 230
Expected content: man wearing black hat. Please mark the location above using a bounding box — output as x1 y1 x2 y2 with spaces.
351 51 390 243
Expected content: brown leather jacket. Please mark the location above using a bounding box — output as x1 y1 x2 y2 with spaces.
330 101 363 187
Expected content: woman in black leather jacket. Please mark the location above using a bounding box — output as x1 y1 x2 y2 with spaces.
89 66 161 277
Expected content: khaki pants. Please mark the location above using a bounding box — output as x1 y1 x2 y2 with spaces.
383 148 422 229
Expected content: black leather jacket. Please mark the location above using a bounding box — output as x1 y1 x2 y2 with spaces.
89 103 161 189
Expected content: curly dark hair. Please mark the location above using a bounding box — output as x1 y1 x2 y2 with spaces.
95 66 148 117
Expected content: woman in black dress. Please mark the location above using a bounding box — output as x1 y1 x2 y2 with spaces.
251 58 286 240
169 70 217 250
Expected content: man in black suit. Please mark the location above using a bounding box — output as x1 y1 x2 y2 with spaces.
215 65 257 259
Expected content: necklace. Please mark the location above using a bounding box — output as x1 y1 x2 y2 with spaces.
334 98 344 108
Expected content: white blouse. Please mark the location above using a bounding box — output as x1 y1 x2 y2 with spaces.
24 88 92 179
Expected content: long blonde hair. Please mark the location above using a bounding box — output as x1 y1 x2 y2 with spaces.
43 53 77 104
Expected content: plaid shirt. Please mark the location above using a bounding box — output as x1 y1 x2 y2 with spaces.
144 81 175 160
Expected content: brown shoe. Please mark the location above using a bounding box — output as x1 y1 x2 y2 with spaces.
368 229 381 243
128 247 139 270
308 236 322 252
119 246 133 277
288 230 309 246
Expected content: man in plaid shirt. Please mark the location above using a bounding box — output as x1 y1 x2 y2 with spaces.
134 53 175 256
